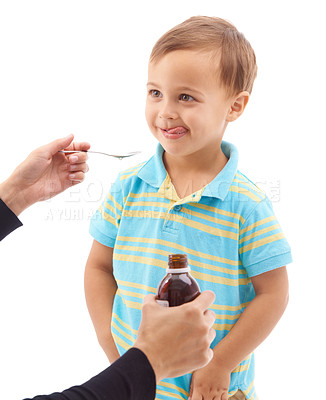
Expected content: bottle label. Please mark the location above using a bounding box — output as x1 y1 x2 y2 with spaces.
156 299 169 307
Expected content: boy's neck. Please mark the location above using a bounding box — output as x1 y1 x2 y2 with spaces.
162 145 228 199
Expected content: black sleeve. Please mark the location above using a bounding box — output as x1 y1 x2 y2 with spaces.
0 198 23 241
23 348 156 400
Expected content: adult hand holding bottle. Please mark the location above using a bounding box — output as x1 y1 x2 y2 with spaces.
24 291 216 400
134 291 216 382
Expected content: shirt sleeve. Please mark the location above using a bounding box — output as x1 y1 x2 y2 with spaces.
0 198 23 241
23 348 156 400
239 197 292 277
89 174 124 247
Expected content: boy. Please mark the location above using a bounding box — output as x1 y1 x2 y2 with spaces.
85 16 292 400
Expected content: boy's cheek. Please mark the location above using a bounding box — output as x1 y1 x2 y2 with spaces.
144 108 154 125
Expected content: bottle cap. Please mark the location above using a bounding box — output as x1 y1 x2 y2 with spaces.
168 254 188 269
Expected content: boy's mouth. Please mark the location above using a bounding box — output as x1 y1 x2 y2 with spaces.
160 126 188 139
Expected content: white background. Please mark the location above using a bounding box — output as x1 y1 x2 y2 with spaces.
0 1 325 399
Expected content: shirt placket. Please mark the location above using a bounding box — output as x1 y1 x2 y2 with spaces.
160 176 203 234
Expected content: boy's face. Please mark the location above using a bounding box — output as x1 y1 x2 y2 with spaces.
145 49 237 160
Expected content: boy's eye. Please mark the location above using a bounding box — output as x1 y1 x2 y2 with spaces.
180 94 194 102
150 89 162 98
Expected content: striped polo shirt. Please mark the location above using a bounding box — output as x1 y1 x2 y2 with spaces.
89 141 292 400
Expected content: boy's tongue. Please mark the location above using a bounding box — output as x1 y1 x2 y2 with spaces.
166 127 188 135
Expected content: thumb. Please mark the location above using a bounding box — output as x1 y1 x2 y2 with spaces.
142 294 156 306
47 134 74 156
187 290 215 312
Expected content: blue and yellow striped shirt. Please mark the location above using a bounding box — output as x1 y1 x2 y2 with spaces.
89 141 292 400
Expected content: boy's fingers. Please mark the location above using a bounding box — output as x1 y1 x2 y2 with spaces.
188 388 201 400
189 290 215 311
221 391 229 400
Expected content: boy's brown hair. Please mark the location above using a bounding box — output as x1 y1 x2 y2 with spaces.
150 16 257 97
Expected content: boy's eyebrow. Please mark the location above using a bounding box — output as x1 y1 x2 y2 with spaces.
176 86 204 96
147 82 204 96
147 82 159 87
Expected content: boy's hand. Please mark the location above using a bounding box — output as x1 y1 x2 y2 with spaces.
188 361 231 400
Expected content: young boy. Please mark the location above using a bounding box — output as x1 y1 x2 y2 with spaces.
85 16 292 400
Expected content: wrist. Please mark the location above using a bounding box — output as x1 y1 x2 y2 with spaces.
97 332 120 363
0 177 27 216
211 346 238 374
133 341 163 383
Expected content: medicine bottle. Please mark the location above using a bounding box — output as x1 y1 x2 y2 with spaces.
156 254 201 307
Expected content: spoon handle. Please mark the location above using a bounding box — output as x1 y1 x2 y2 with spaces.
59 150 140 159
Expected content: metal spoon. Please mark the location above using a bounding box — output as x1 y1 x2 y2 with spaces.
60 150 141 159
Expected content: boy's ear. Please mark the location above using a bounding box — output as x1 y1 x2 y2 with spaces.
226 91 250 122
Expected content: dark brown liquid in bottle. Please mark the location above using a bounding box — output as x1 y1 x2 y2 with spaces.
156 254 201 307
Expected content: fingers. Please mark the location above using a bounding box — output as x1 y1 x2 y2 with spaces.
67 151 89 163
207 347 214 363
144 292 215 312
67 150 89 181
47 134 75 156
65 139 91 152
204 309 216 326
68 152 88 169
66 151 90 183
68 162 89 173
68 171 87 183
189 290 215 311
65 139 90 180
221 392 229 400
188 388 201 400
208 327 216 344
39 134 91 159
189 387 227 400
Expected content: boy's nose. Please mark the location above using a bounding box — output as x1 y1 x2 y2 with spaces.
158 102 178 120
